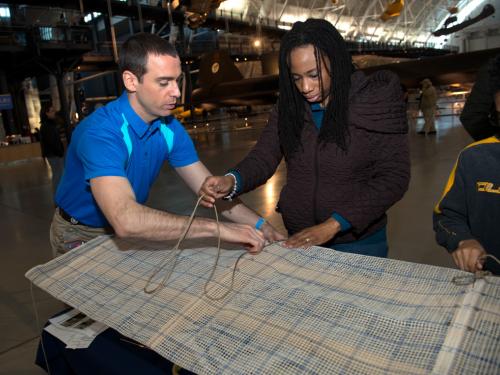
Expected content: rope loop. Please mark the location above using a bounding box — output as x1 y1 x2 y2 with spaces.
143 195 244 300
451 254 499 286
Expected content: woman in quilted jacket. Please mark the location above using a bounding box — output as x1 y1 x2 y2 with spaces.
200 19 410 258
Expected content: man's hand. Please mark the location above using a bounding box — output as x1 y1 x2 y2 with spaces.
199 175 234 208
452 239 486 273
283 218 341 248
260 221 287 243
219 222 266 254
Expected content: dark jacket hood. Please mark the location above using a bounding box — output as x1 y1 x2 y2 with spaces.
349 70 407 134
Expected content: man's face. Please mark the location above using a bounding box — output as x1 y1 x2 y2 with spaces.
127 53 182 123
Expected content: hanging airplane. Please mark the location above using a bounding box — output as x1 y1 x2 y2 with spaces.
433 4 495 37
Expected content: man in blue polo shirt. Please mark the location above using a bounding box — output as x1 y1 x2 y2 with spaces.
50 33 284 257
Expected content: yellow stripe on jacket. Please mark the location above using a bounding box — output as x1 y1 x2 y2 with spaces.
434 135 500 214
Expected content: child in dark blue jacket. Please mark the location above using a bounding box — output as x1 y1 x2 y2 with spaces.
434 57 500 275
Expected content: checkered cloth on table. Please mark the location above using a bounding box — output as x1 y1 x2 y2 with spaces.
26 236 500 374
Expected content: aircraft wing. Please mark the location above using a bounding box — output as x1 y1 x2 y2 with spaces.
191 74 278 109
362 47 500 88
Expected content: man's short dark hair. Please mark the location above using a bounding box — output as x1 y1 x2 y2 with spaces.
119 33 178 81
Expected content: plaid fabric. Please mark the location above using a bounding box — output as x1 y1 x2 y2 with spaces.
26 236 500 374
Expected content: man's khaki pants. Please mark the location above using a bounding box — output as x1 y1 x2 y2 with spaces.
50 209 113 258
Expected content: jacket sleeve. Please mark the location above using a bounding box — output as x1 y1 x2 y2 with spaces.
231 105 284 194
341 70 410 233
40 122 64 158
460 62 498 141
433 156 474 252
50 125 65 157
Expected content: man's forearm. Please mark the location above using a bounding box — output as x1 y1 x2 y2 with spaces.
114 200 217 241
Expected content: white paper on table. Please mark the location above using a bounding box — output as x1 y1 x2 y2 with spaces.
45 309 108 349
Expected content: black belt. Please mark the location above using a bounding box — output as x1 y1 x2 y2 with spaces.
57 207 113 232
58 207 85 226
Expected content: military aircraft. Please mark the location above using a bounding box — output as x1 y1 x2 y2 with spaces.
362 47 500 88
190 50 279 110
433 4 495 37
189 47 500 109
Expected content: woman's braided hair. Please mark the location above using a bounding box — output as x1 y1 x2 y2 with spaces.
278 19 354 158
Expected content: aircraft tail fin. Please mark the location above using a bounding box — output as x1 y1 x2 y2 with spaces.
197 51 243 89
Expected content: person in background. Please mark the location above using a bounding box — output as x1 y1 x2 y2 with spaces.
460 54 500 141
39 102 65 194
50 33 284 258
418 78 437 135
401 83 418 129
199 19 410 258
433 57 500 275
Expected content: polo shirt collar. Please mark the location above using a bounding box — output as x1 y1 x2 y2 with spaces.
117 92 162 138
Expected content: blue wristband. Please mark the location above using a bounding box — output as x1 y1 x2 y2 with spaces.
255 217 266 230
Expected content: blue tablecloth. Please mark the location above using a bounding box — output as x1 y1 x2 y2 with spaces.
36 310 196 375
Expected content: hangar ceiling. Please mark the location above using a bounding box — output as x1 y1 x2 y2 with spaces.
216 0 491 48
3 1 492 50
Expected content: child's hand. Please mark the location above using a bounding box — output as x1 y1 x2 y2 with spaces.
452 239 486 273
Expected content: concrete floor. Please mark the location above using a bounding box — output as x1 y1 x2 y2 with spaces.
0 112 472 374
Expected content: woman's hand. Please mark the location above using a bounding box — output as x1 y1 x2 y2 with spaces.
283 218 341 248
199 175 234 208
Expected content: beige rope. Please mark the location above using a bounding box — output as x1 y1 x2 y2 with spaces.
451 254 500 285
482 253 500 266
143 195 245 300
